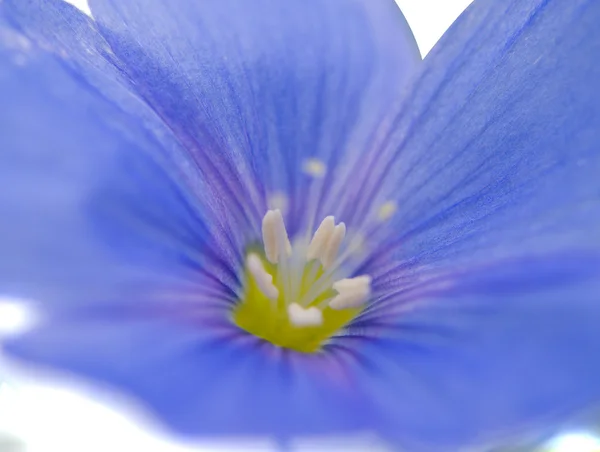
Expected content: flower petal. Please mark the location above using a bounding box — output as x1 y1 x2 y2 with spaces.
3 314 379 438
3 0 129 100
0 18 230 306
348 258 600 450
358 0 600 277
2 0 262 269
87 0 420 234
1 0 196 172
337 0 600 448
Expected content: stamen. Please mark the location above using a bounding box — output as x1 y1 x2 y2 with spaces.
329 275 371 310
302 158 327 178
235 212 373 352
321 222 346 269
262 209 291 264
378 201 397 221
288 302 323 327
246 254 279 300
306 216 335 261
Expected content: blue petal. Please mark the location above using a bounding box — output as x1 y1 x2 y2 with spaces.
0 19 230 306
1 0 262 268
86 0 420 234
349 258 600 450
340 0 600 448
2 0 197 184
2 0 132 104
4 313 380 438
2 0 213 180
358 0 600 278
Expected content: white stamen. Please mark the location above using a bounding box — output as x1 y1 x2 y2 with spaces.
302 158 327 178
262 209 291 264
378 201 397 221
306 216 335 261
247 254 279 300
332 275 372 292
288 303 323 327
248 212 374 330
321 222 346 269
329 275 371 310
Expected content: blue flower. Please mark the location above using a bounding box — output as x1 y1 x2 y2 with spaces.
1 0 600 450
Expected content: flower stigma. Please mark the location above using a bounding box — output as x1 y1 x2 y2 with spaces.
233 209 372 353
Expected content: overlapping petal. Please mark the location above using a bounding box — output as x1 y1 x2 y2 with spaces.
0 18 233 307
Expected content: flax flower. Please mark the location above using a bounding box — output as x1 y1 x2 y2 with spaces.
1 0 600 450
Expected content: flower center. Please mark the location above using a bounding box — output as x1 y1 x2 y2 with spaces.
232 209 371 353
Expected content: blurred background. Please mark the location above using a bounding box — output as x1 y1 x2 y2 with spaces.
2 0 599 451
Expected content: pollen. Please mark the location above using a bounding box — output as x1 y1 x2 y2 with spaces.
233 209 371 353
246 253 279 300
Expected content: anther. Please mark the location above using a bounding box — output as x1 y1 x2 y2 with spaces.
247 253 279 300
329 275 371 310
302 158 327 178
306 216 335 262
321 222 346 269
378 201 397 221
288 302 323 327
262 209 291 264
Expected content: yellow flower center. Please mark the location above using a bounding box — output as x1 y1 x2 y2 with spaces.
232 210 370 353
